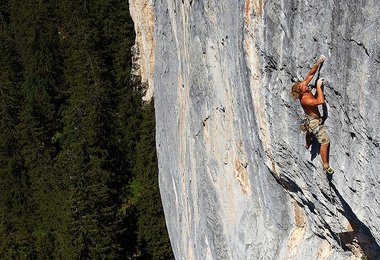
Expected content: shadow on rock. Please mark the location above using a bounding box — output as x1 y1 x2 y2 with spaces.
274 173 317 214
310 139 320 161
329 180 380 259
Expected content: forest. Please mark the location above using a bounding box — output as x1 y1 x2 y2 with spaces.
0 0 173 259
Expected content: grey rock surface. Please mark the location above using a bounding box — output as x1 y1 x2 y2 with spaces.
131 0 380 259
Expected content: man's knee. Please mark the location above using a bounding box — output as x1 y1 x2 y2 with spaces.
320 142 330 147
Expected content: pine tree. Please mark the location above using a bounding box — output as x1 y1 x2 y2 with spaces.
103 0 143 256
0 31 31 256
133 100 174 259
8 0 65 257
1 0 174 258
0 0 36 257
55 0 121 257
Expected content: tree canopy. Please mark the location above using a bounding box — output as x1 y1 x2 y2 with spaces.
0 0 173 258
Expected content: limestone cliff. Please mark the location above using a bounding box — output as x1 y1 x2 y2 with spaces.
129 0 155 100
130 0 380 259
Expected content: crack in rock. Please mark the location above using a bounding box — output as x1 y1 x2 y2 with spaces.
342 37 370 57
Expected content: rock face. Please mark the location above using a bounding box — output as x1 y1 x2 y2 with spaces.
130 0 380 259
129 0 156 100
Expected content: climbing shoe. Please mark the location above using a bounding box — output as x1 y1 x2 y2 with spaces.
325 166 334 175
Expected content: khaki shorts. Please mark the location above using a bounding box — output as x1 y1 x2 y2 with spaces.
308 118 330 145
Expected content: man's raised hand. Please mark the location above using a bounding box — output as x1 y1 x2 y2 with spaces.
318 55 326 64
317 77 324 87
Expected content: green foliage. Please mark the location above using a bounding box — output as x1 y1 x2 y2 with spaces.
133 100 174 259
0 1 34 258
0 0 172 258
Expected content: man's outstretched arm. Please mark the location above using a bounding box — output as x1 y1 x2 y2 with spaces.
302 55 325 85
301 78 325 107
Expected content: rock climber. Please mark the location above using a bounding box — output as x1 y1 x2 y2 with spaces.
291 55 334 175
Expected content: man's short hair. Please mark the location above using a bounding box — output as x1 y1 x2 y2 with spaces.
291 81 302 99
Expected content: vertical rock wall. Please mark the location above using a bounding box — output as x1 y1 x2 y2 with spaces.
130 0 380 259
129 0 156 100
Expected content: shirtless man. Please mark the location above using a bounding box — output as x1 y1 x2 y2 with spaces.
291 55 334 175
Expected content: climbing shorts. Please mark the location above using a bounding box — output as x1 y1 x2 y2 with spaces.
307 118 330 145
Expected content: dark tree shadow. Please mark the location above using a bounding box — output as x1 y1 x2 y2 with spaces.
328 179 380 258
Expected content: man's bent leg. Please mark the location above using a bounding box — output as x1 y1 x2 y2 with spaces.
320 143 330 168
314 124 332 171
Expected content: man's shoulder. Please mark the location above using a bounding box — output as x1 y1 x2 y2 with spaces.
300 94 314 106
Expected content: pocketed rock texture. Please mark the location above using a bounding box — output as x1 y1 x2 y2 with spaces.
129 0 380 259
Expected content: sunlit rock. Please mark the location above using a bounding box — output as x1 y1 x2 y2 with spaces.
130 0 380 259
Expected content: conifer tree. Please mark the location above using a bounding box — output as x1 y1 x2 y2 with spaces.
103 0 143 255
9 0 65 257
133 100 174 259
1 0 36 257
55 0 121 257
0 0 174 258
0 3 31 256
